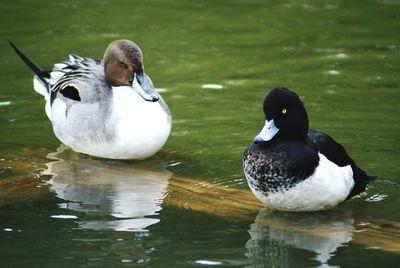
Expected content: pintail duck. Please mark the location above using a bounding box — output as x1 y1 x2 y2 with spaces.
243 87 374 211
10 40 171 159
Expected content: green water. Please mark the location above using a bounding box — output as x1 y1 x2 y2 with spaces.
1 0 400 267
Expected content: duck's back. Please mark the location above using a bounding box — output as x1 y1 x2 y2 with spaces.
49 55 106 102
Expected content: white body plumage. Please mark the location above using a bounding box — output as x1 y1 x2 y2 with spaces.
248 153 354 212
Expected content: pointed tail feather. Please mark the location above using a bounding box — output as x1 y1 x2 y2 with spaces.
9 41 50 89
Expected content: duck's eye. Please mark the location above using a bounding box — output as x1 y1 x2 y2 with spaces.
118 61 128 69
282 108 287 114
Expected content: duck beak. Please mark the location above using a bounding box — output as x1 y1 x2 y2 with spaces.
254 119 279 143
132 73 159 102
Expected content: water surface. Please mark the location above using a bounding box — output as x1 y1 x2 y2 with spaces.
1 0 400 267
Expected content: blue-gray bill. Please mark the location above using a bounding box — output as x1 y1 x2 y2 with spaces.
254 119 279 143
132 73 159 102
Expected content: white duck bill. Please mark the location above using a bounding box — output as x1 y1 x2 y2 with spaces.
255 119 279 142
132 74 159 102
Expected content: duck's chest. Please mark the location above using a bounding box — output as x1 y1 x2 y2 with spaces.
243 143 319 194
111 87 170 128
109 87 171 156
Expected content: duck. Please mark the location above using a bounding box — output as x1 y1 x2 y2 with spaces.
9 40 171 160
243 87 374 211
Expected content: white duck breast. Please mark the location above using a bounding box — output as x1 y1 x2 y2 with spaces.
108 86 171 159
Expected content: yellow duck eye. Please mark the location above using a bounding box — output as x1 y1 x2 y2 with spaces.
282 108 287 114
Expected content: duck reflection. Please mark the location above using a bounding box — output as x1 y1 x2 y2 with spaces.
43 146 172 232
246 209 354 267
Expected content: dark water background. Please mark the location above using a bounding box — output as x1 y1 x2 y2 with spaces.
1 0 399 267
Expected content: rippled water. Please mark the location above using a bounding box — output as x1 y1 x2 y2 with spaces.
1 0 400 267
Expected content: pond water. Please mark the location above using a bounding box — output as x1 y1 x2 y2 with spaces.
1 0 400 267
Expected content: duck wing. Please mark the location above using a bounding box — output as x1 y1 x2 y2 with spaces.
49 55 108 104
307 130 375 198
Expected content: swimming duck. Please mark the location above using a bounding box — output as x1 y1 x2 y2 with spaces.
10 40 171 159
243 87 374 211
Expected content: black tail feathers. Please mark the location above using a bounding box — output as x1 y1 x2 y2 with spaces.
9 41 50 86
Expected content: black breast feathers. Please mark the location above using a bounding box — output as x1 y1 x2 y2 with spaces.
243 141 320 195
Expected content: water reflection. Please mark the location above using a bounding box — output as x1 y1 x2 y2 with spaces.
246 209 354 268
43 146 172 232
